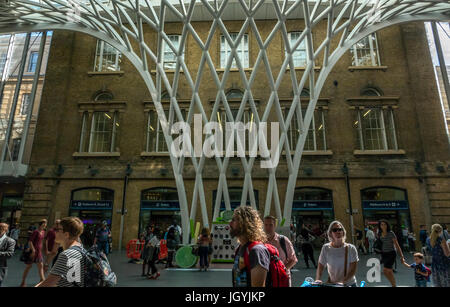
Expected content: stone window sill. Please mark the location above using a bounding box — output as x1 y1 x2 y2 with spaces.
353 149 405 156
150 70 184 74
348 66 388 72
87 71 124 76
73 152 121 158
141 152 170 157
216 68 253 73
283 150 333 156
286 66 322 71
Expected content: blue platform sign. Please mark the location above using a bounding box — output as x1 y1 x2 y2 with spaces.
362 201 409 210
70 200 113 210
292 201 333 211
141 200 180 211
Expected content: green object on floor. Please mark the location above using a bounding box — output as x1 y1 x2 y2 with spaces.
175 246 198 268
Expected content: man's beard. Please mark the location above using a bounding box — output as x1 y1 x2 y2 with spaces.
230 226 241 238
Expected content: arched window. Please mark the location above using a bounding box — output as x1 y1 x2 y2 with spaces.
361 87 382 96
93 90 114 101
300 88 310 97
226 89 244 100
212 187 259 211
72 188 114 201
361 187 407 201
294 187 332 201
141 187 178 201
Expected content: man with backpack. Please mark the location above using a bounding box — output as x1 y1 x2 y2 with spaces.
230 206 289 287
36 217 86 287
263 216 297 286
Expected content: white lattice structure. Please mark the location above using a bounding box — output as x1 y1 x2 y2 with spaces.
0 0 449 243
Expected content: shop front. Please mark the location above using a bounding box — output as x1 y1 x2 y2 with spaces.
0 195 23 225
69 188 114 247
291 187 334 240
361 187 412 239
139 187 181 236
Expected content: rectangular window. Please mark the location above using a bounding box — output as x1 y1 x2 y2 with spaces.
354 108 398 150
88 111 119 152
11 138 21 161
220 33 249 69
287 32 307 67
20 93 31 116
350 33 380 66
94 40 122 72
163 35 184 70
28 52 39 72
285 108 326 151
0 53 7 76
147 110 186 152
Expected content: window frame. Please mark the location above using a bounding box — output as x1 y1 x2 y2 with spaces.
20 93 31 116
86 111 119 153
94 40 121 72
351 33 381 66
220 33 249 69
287 32 307 68
27 51 39 73
162 34 184 70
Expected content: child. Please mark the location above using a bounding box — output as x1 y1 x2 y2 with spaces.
401 253 430 287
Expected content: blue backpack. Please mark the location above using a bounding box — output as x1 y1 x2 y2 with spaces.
71 245 117 287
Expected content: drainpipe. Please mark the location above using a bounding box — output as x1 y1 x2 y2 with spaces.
118 164 132 251
343 163 355 245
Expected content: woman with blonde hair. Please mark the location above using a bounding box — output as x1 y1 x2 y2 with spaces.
427 224 450 287
315 221 359 287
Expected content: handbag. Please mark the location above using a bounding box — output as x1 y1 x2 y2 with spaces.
191 245 199 256
374 236 383 254
327 244 348 284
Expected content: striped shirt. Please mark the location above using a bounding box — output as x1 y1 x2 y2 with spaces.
380 231 397 253
50 246 86 287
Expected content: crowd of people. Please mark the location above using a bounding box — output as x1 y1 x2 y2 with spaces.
0 211 449 287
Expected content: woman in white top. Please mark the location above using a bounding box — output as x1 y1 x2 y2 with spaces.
366 226 376 254
315 221 359 287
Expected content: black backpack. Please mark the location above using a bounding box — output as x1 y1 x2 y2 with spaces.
71 245 117 287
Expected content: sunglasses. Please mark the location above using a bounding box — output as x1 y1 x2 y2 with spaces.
331 228 344 233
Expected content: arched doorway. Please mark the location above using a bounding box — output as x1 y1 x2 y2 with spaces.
70 187 114 247
139 187 181 236
292 187 334 244
361 187 412 248
212 187 259 214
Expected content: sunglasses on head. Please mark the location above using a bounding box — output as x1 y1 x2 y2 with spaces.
331 228 343 233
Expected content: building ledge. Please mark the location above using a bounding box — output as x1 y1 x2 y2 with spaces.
73 152 121 158
141 152 170 157
348 66 388 72
87 71 125 76
283 150 333 156
216 68 253 73
286 66 322 71
353 149 405 156
150 69 184 74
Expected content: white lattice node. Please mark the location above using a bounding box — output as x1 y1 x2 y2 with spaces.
0 0 449 244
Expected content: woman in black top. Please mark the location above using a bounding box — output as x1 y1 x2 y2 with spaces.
378 220 405 287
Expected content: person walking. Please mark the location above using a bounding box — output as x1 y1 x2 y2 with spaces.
298 224 317 269
197 227 212 271
419 225 428 248
366 226 376 254
36 217 86 287
165 227 179 268
354 226 367 255
8 224 20 250
0 223 16 287
93 221 111 255
378 219 405 287
442 224 449 241
20 219 47 287
400 253 430 287
315 221 359 287
427 224 450 287
147 227 161 280
230 206 270 287
44 219 61 273
263 216 298 286
141 225 155 276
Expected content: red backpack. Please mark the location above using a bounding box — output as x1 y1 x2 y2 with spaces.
243 241 290 287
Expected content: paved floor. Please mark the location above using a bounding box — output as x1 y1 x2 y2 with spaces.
3 249 424 287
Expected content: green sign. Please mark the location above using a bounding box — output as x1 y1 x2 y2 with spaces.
2 197 23 209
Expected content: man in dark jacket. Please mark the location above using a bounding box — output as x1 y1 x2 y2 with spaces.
0 223 16 287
